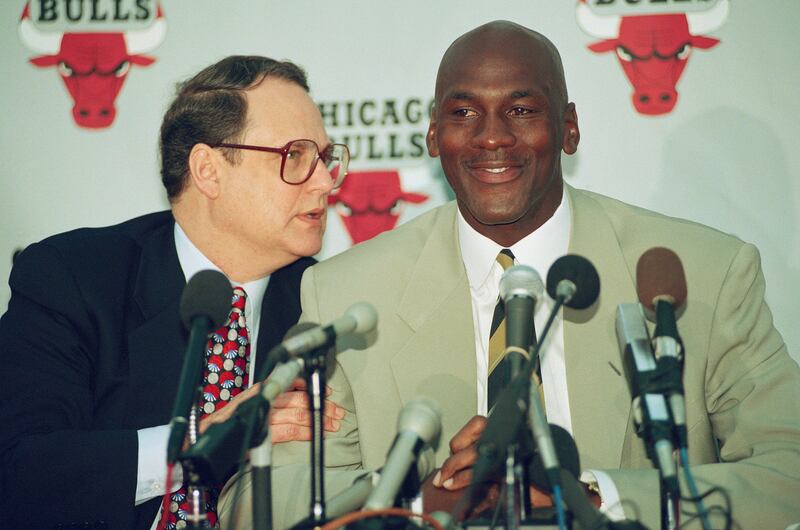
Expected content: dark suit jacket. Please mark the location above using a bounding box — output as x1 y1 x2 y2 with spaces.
0 211 313 530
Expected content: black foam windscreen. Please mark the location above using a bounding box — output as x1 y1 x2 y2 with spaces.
179 269 232 329
528 423 581 492
546 254 600 309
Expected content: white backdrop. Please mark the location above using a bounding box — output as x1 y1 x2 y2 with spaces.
1 0 798 362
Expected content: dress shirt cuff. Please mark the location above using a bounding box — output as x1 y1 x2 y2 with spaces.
580 469 626 521
136 424 184 506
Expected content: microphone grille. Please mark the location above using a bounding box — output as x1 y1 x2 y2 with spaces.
499 265 544 303
179 269 232 329
397 396 442 448
345 302 378 334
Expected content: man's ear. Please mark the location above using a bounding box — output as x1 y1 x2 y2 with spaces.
188 143 221 200
562 102 580 155
426 108 440 158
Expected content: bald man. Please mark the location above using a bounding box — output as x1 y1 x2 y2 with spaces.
221 22 800 529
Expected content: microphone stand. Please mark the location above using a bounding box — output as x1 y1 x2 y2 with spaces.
304 344 330 524
503 348 533 530
250 428 274 530
252 338 332 530
185 405 212 530
515 298 567 529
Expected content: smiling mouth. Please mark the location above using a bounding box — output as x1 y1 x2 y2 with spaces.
467 163 522 182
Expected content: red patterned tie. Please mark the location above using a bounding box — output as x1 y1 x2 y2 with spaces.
165 286 250 529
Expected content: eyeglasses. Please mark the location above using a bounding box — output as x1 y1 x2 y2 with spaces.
213 139 349 189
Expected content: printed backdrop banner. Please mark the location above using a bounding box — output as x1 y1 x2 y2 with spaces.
1 0 798 362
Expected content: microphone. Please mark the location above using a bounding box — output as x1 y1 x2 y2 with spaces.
513 255 600 489
321 451 435 519
527 382 562 491
616 303 678 495
179 322 315 485
468 256 600 510
181 308 377 485
363 397 442 510
527 427 646 530
636 247 688 449
499 265 544 363
527 424 580 492
546 254 601 309
257 302 378 382
167 270 232 464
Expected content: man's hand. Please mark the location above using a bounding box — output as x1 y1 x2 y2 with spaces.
194 378 345 444
269 378 345 442
423 415 553 518
433 415 486 491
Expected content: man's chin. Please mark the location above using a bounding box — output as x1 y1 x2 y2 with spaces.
290 239 324 260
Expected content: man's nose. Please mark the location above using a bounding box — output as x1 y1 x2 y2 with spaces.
473 113 515 150
305 160 336 194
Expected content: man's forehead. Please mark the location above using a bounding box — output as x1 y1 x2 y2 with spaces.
440 86 550 102
243 78 327 144
436 51 557 99
435 23 565 104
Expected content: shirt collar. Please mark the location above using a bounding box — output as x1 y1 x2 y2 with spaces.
458 186 572 289
173 222 270 315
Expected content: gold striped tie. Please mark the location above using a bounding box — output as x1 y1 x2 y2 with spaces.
487 249 515 410
487 250 544 413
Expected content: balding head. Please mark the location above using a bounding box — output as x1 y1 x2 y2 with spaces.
435 20 568 111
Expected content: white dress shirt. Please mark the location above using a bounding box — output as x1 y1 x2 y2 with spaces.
137 222 270 528
458 189 572 430
457 189 623 518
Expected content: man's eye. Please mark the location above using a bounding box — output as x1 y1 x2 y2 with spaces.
509 107 533 116
453 108 477 118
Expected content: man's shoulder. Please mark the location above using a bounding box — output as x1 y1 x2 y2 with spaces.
574 187 745 253
14 211 173 282
36 211 173 251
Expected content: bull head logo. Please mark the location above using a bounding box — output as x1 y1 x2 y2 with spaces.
328 170 429 244
576 0 729 115
18 2 166 129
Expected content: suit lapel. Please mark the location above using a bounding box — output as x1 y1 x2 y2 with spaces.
127 219 187 425
257 257 314 360
390 203 478 455
564 185 637 470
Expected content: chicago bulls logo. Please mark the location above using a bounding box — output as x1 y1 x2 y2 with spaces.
18 1 166 129
328 170 429 244
576 0 729 115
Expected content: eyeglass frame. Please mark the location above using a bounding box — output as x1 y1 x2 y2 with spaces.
211 138 349 188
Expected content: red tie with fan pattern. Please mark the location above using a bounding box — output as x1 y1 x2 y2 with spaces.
165 286 250 529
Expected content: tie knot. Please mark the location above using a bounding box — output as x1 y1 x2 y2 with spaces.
497 249 515 271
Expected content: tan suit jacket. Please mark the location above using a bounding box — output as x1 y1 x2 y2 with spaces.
220 185 800 529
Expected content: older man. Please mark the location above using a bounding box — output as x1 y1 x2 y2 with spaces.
0 56 348 529
222 22 800 530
